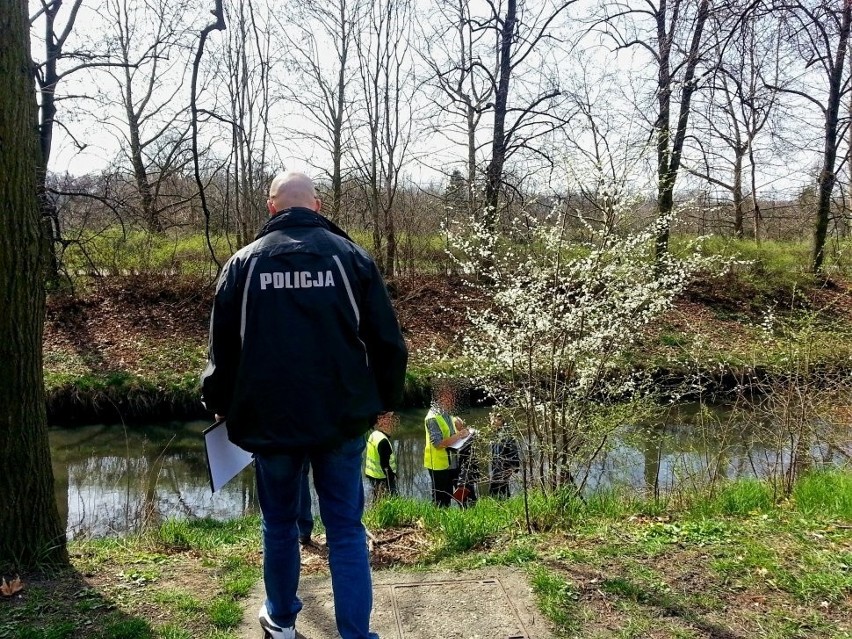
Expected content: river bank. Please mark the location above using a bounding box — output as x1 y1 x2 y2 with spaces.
2 471 850 638
42 270 852 424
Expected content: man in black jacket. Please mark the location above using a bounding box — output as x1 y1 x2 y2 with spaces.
201 172 407 639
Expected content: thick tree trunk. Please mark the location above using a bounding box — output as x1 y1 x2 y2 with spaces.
0 0 67 569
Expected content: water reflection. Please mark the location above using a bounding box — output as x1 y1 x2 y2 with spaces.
49 405 848 538
50 422 257 539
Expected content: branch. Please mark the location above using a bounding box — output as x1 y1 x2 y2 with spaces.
684 167 734 192
505 89 562 145
765 82 827 114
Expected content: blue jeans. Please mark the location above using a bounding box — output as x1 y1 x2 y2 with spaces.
298 459 313 538
255 436 378 639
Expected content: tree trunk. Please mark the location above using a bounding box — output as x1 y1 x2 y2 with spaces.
813 0 852 273
655 0 710 262
749 143 762 242
467 104 477 222
124 72 160 234
733 151 745 238
483 0 516 234
36 0 68 286
655 0 673 260
0 0 67 569
330 0 347 221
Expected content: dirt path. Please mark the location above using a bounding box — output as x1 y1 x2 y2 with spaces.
238 567 555 639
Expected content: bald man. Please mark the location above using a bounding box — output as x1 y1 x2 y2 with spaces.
201 172 407 639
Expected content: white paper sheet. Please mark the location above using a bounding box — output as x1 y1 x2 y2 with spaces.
203 420 254 493
447 427 477 450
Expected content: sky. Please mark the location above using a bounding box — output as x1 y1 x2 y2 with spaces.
31 0 828 202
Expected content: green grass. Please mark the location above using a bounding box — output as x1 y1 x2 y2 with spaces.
687 478 775 517
61 229 231 279
59 229 851 292
219 556 261 598
206 597 242 629
8 623 76 639
793 471 852 519
101 617 155 639
154 626 192 639
365 495 520 558
774 547 852 603
364 470 852 566
680 235 852 278
150 590 203 614
60 227 454 281
4 470 851 638
35 518 263 638
156 517 261 552
639 519 737 547
529 565 580 634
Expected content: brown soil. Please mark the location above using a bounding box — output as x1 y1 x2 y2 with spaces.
43 273 482 373
43 272 852 377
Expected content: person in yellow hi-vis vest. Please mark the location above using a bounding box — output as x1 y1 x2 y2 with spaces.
365 412 398 498
423 384 470 507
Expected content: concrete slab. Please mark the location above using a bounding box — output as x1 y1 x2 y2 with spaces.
238 568 555 639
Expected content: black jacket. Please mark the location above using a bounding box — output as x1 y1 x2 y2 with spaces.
201 207 408 452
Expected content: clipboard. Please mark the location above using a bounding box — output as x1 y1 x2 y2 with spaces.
447 427 477 451
203 420 254 493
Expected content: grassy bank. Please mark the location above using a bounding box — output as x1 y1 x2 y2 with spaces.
3 471 850 638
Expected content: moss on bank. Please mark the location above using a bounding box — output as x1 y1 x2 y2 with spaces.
43 362 440 425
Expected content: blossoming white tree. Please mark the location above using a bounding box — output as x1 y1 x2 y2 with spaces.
451 172 725 499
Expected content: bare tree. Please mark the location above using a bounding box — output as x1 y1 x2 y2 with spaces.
561 59 649 233
190 0 226 268
770 0 852 272
420 0 495 221
101 0 194 233
353 0 415 276
31 0 124 281
480 0 577 233
600 0 727 259
1 0 67 569
688 5 784 240
277 0 365 224
211 0 274 247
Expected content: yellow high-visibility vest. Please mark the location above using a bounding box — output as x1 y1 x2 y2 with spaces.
365 430 397 479
423 409 454 470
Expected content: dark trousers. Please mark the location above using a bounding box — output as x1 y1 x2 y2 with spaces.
298 459 313 538
490 479 510 498
368 476 397 499
428 468 459 507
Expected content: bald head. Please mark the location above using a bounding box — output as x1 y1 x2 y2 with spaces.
267 171 321 215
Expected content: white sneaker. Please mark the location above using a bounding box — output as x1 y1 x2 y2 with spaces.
259 602 296 639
